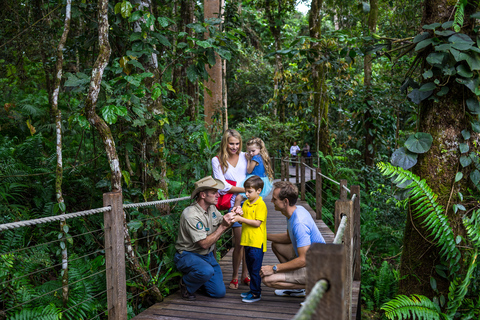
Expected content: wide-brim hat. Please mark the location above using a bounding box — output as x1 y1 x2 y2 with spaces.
191 176 225 199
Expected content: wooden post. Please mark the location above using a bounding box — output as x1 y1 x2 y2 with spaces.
351 185 361 282
301 157 306 201
103 192 128 320
307 243 346 320
344 200 354 320
316 167 322 220
335 180 348 233
310 158 314 181
295 157 299 184
281 158 285 181
271 156 276 178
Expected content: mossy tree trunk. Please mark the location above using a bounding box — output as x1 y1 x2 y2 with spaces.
309 0 331 156
399 0 480 297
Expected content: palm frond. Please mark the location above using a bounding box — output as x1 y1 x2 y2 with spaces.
377 162 461 273
381 294 446 320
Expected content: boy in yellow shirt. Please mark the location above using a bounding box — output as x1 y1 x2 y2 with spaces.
233 175 267 303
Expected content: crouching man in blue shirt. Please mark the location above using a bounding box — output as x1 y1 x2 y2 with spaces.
260 181 325 298
175 176 240 301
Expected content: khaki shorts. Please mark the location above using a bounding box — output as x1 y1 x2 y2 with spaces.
282 243 306 285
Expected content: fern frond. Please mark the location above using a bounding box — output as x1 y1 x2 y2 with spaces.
446 249 478 318
377 162 461 273
463 209 480 249
381 294 446 320
453 0 469 32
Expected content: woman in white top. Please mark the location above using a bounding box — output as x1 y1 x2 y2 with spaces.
212 129 249 289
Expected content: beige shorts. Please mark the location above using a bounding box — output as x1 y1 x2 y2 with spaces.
282 243 306 285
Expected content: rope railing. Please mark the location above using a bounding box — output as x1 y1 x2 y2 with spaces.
123 196 191 209
333 215 347 245
0 206 111 231
292 279 329 320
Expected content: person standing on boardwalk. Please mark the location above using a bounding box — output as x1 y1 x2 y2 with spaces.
233 176 268 303
289 142 301 167
212 129 250 289
260 181 325 297
175 176 240 300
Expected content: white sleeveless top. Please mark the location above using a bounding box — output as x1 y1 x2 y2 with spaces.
212 152 247 208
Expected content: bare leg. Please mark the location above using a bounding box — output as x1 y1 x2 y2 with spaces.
230 226 244 289
262 273 304 289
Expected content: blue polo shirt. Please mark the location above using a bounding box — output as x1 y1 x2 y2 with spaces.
287 205 325 256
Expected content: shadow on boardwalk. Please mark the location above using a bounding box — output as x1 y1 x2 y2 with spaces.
133 168 357 320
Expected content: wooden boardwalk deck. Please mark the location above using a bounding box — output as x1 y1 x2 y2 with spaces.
133 166 360 320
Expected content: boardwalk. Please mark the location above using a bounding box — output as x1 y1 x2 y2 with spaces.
133 165 359 320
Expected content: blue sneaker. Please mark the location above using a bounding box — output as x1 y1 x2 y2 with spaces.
242 292 261 303
240 291 251 298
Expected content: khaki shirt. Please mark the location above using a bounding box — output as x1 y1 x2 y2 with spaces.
175 202 224 255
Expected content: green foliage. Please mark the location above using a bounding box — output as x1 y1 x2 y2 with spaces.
377 162 461 272
382 294 447 320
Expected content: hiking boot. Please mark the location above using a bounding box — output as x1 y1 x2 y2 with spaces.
180 278 196 301
274 289 306 297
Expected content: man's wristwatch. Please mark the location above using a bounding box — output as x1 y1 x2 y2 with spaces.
273 264 278 274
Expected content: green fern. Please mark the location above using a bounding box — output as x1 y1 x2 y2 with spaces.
463 209 480 249
382 294 447 320
453 0 469 32
377 162 461 272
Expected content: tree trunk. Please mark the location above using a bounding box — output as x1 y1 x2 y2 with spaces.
85 0 122 192
204 0 224 134
363 0 378 168
309 0 331 156
51 0 72 305
399 0 479 297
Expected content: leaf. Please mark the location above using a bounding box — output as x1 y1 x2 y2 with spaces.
460 155 472 167
415 38 434 51
472 121 480 132
456 76 480 94
152 33 171 47
456 204 466 211
426 52 446 65
437 86 449 97
102 105 127 124
197 40 213 48
457 65 473 78
455 172 463 182
430 277 437 291
442 21 454 29
435 43 453 52
424 23 441 30
128 220 143 232
59 202 66 212
128 10 142 22
456 235 462 244
414 32 431 43
467 53 480 70
408 89 433 104
471 12 480 19
119 0 133 18
466 98 480 114
361 2 370 13
419 82 436 92
128 59 145 71
186 64 198 83
391 147 418 170
130 32 143 42
215 47 232 60
461 129 471 140
405 132 433 154
470 169 480 187
435 30 455 37
157 16 170 27
63 224 69 233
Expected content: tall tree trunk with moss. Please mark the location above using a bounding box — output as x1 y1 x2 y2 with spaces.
309 0 331 156
204 0 224 133
363 0 378 168
399 0 480 297
265 0 283 121
51 0 71 305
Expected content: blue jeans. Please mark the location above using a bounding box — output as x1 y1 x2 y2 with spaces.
174 251 226 298
244 246 264 296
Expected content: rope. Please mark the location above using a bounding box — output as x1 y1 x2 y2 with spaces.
351 193 356 202
316 171 340 186
333 215 347 244
0 207 111 231
342 185 351 193
123 196 190 208
292 279 329 320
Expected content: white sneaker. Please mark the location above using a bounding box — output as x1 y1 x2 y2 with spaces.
274 289 306 297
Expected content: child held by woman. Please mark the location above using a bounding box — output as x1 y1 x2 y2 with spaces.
234 137 274 208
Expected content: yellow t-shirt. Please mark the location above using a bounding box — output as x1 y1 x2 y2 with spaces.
240 197 267 252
